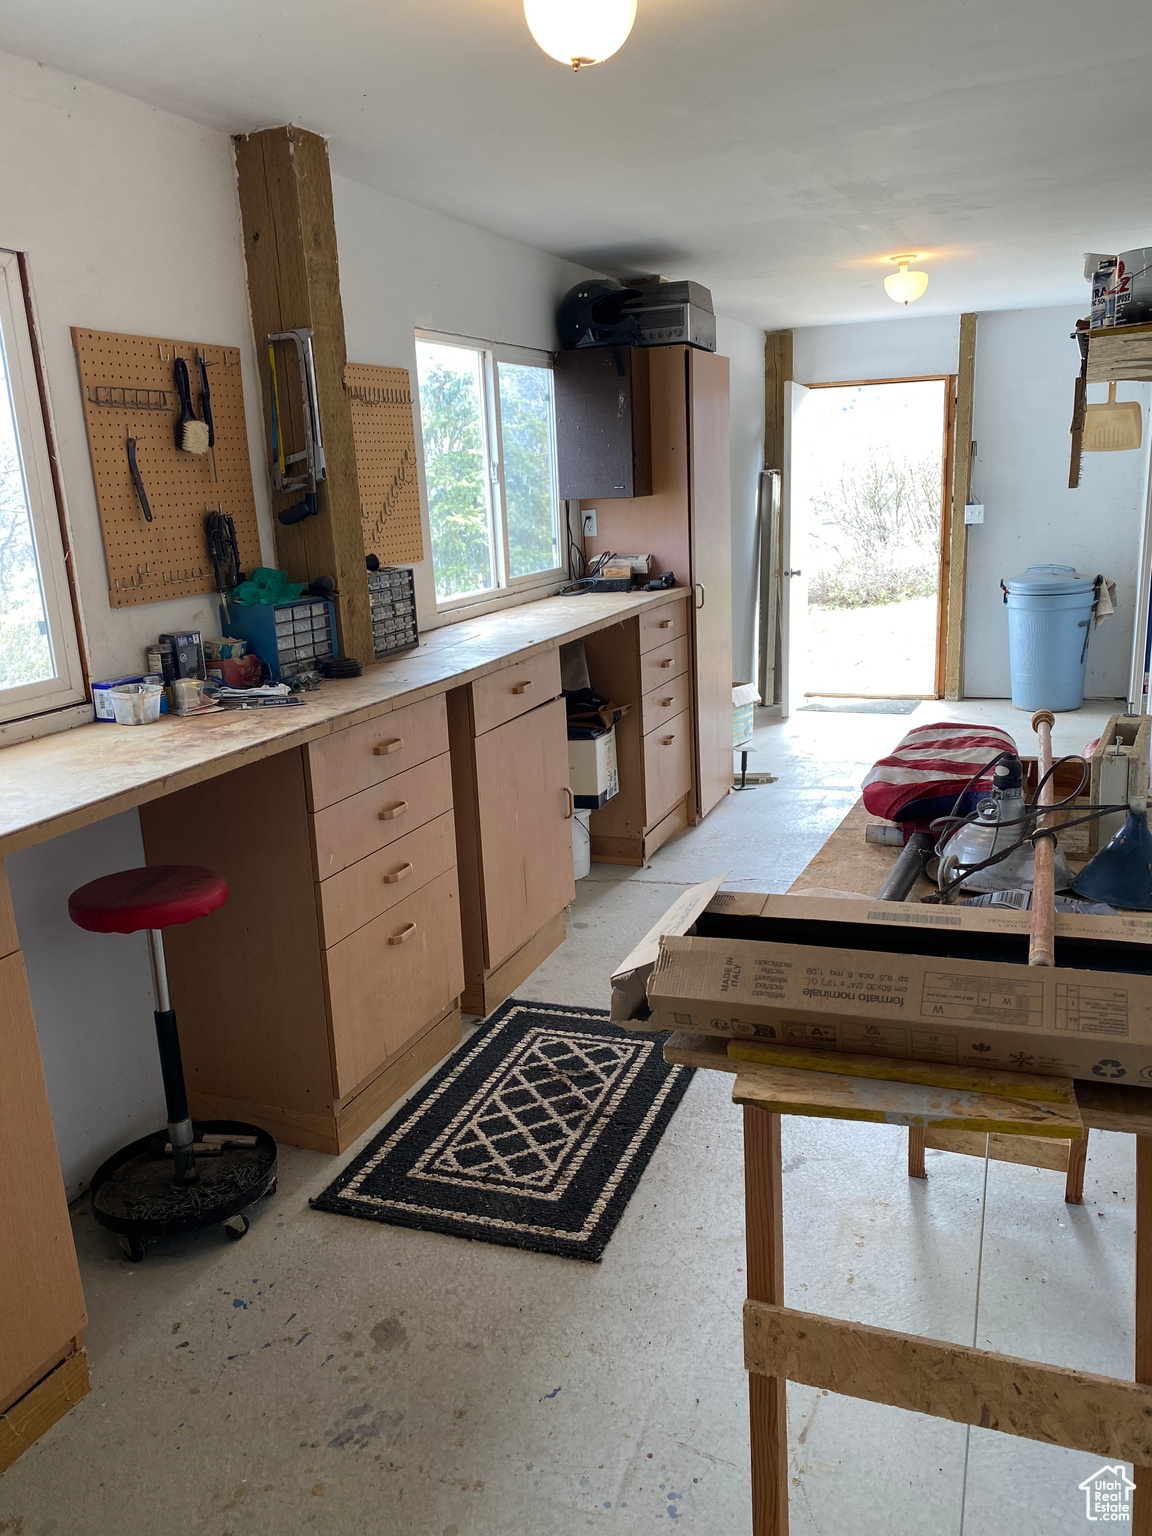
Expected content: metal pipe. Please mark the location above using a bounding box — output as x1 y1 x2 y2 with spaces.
877 832 935 902
148 928 197 1184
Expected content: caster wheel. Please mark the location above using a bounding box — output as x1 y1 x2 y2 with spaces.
223 1214 250 1241
118 1234 146 1263
264 1178 277 1199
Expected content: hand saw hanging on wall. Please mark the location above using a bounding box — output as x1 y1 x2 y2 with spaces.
268 327 326 524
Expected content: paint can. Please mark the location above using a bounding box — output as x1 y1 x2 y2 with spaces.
1084 253 1117 328
1115 249 1152 326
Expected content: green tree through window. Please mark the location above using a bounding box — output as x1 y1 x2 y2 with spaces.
416 338 561 604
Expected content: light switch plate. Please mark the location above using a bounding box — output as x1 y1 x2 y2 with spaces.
964 502 985 525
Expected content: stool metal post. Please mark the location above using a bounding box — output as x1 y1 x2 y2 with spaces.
147 927 197 1185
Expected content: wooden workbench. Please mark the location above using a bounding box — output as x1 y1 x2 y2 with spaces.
0 587 682 859
664 799 1152 1535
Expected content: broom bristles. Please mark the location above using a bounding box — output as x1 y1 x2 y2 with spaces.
181 418 211 455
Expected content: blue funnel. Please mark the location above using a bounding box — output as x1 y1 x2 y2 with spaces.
1072 805 1152 911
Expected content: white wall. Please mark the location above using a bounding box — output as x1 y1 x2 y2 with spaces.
333 177 590 628
967 307 1150 699
717 316 766 682
792 307 1151 700
0 51 275 681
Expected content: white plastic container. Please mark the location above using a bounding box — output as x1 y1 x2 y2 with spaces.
109 682 163 725
572 809 592 880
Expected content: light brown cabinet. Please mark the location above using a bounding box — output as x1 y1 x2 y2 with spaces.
449 660 575 1015
0 866 88 1462
140 695 464 1152
582 345 733 823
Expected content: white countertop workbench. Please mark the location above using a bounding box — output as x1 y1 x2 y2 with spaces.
0 588 684 857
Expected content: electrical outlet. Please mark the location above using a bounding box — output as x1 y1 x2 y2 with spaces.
582 510 597 538
964 502 985 525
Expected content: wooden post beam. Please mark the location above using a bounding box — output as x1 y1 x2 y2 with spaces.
944 313 977 700
233 126 374 665
745 1300 1152 1468
763 331 792 473
744 1105 788 1536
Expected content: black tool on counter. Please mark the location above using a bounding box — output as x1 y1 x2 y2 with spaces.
321 657 363 679
126 436 153 522
643 570 675 590
173 358 210 455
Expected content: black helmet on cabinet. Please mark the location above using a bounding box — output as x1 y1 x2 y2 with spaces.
557 278 643 349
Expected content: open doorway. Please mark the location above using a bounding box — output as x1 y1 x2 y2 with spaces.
784 377 953 706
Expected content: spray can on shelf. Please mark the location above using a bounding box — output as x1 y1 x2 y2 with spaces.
1084 253 1118 328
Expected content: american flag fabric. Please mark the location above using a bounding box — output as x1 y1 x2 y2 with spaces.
862 722 1019 826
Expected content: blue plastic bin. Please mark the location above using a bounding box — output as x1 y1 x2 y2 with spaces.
1001 564 1098 712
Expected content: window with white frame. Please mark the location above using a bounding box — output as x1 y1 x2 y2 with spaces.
414 334 563 608
0 251 85 725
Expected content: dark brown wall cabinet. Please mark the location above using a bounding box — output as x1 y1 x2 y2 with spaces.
554 346 652 500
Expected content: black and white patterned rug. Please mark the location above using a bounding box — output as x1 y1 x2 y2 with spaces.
310 1000 694 1262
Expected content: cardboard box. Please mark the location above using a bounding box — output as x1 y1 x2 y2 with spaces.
568 728 619 810
612 880 1152 1087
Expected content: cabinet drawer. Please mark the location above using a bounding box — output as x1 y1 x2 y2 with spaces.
312 751 453 879
324 867 464 1097
469 649 562 737
642 672 692 735
316 810 457 949
305 694 449 811
639 635 689 695
639 598 688 654
643 710 692 828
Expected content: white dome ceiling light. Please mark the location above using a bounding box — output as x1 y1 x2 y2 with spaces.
524 0 638 71
884 254 930 306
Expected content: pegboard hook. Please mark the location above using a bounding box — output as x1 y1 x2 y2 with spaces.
158 342 171 363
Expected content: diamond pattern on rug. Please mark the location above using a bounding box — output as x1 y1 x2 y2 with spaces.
310 1000 694 1262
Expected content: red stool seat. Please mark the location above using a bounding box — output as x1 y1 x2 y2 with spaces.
68 865 228 935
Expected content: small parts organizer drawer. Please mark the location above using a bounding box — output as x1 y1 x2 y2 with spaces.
638 598 688 653
639 635 689 695
311 752 454 878
316 809 457 948
306 695 449 811
468 649 562 736
324 868 465 1096
642 672 691 735
644 711 692 825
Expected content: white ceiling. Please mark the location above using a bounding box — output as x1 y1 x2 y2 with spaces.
3 0 1151 329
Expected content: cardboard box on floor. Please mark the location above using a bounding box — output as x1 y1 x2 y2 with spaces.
611 881 1152 1087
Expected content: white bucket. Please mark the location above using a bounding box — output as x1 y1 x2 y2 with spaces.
572 809 591 880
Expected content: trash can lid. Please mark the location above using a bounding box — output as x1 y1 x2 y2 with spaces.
1003 564 1097 595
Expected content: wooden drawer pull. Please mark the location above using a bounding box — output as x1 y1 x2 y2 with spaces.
381 861 414 884
373 737 404 756
511 680 534 695
658 618 674 629
387 922 418 945
378 800 409 821
658 658 674 668
562 785 575 820
660 696 674 707
662 734 677 745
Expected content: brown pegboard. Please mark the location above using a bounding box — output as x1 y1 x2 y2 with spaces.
344 362 425 567
72 327 262 606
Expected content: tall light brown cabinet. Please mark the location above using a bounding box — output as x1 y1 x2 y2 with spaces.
581 345 733 831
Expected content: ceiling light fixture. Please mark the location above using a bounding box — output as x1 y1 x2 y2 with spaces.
884 254 930 306
524 0 637 71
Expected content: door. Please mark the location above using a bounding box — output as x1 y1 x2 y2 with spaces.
475 698 574 970
688 349 733 819
780 380 810 718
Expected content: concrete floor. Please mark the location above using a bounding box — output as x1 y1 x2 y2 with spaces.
0 695 1134 1536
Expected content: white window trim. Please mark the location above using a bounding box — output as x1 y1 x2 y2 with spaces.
415 330 566 615
0 250 86 725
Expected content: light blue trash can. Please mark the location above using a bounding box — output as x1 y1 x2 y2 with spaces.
1001 564 1099 712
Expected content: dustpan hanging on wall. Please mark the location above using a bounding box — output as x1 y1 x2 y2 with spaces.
1082 383 1143 453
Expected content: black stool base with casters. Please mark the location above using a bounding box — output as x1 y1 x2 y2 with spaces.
89 1119 277 1262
